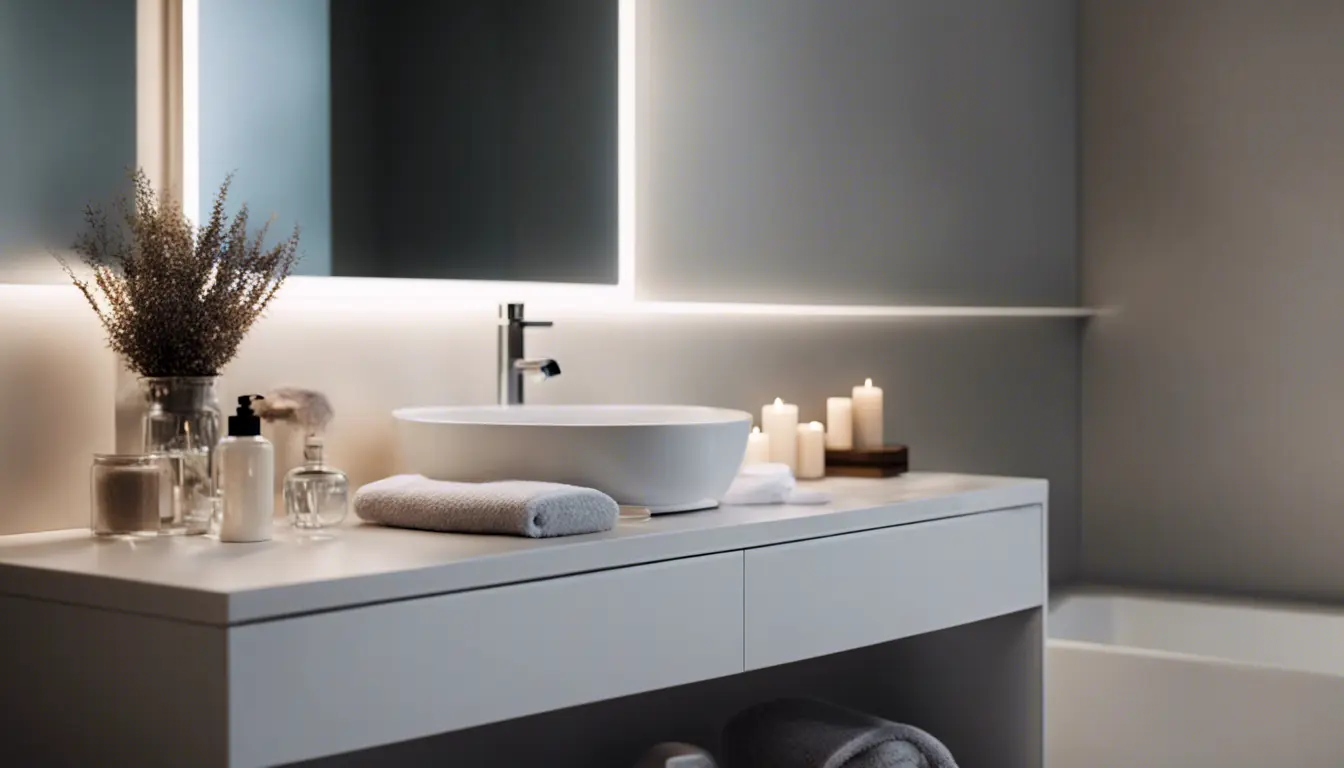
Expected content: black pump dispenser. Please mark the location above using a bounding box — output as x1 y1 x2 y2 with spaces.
229 395 264 437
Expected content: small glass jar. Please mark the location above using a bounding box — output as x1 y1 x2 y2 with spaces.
91 454 171 537
284 436 349 531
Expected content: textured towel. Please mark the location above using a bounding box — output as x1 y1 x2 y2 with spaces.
722 699 958 768
722 464 832 506
354 475 618 538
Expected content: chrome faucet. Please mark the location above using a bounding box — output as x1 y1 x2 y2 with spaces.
498 303 561 405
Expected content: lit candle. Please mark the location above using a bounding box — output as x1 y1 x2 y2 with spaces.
743 426 771 466
825 397 853 450
852 378 884 449
761 397 799 472
796 421 826 479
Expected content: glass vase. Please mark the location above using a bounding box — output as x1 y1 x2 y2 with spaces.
142 377 222 535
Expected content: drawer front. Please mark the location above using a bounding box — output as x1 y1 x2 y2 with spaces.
744 505 1043 670
229 551 745 767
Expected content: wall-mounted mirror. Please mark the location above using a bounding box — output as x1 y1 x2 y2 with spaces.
194 0 626 286
0 0 136 283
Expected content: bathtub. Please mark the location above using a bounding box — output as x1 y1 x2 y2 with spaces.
1047 589 1344 767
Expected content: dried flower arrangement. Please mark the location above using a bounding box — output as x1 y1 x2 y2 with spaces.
59 169 299 377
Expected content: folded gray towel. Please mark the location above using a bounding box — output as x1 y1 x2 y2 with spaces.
722 699 958 768
354 475 618 538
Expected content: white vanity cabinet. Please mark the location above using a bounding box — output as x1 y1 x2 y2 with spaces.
0 473 1047 767
744 505 1042 670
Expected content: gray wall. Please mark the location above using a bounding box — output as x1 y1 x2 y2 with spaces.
639 0 1077 306
199 0 331 276
0 0 136 282
636 0 1081 579
1082 1 1344 600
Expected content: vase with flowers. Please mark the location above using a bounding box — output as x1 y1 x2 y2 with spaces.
61 170 298 534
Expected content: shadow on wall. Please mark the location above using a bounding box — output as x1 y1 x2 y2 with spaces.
0 288 115 534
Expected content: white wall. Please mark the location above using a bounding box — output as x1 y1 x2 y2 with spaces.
0 290 1081 582
1082 1 1344 599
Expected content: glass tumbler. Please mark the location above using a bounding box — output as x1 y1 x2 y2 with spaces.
91 454 171 537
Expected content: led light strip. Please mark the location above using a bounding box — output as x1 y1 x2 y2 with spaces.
180 0 199 224
532 302 1100 318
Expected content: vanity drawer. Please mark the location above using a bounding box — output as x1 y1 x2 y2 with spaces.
228 551 745 767
743 505 1043 670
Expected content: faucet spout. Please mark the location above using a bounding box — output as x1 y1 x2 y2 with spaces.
498 304 559 405
514 358 562 380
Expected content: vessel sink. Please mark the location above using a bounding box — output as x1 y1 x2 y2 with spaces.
393 405 753 513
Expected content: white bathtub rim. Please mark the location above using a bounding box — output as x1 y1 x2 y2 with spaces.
1050 586 1344 680
1052 585 1344 621
1047 637 1344 681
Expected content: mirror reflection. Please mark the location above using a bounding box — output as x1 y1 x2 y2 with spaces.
198 0 620 283
0 0 136 283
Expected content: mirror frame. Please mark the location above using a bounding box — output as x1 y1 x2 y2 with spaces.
138 0 637 304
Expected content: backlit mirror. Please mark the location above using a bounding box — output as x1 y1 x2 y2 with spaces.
194 0 627 286
0 0 136 283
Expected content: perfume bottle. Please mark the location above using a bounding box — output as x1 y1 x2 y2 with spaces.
284 436 349 530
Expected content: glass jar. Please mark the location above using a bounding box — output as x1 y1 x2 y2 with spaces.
284 436 349 531
142 376 222 535
91 454 171 537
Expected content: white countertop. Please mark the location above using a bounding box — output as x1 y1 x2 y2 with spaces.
0 472 1046 626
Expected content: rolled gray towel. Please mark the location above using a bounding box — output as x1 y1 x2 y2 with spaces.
633 742 719 768
722 699 958 768
354 475 618 538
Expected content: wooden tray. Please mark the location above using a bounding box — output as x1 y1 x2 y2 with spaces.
825 445 909 478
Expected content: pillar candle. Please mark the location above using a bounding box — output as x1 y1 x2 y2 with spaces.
761 398 799 472
796 421 826 479
825 397 853 450
742 427 771 466
852 378 884 449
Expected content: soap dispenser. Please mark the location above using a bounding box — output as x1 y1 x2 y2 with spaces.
216 395 275 543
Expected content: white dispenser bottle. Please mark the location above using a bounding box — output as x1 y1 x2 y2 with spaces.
216 395 274 543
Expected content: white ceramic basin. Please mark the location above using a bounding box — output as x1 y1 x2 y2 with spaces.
393 405 753 513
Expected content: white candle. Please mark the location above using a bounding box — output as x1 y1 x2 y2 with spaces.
743 426 771 466
825 397 853 450
796 421 826 479
761 397 799 472
852 378 884 449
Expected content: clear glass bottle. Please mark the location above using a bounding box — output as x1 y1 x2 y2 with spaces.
284 436 349 530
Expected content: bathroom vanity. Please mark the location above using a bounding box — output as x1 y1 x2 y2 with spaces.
0 473 1047 767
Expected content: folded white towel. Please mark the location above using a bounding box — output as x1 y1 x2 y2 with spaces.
354 475 618 538
721 464 832 506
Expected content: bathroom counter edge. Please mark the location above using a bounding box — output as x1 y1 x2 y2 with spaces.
0 472 1048 625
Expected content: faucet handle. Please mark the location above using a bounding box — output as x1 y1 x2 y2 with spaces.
500 302 553 328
